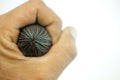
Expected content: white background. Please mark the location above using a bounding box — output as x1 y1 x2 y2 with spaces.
0 0 120 80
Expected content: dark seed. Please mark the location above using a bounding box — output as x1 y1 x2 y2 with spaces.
17 24 52 57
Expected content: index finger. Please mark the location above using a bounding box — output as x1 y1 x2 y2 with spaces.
4 0 62 43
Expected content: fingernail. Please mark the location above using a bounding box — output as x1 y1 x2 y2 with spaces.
69 27 77 40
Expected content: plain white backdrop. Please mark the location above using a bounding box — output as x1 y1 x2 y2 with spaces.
0 0 120 80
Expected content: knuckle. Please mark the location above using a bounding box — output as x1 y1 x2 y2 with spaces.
64 42 77 59
26 73 49 80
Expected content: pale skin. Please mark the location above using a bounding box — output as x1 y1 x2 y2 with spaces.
0 0 77 80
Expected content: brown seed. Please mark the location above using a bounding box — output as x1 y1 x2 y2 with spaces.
17 24 52 57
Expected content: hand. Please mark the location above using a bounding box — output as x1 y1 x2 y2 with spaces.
0 0 77 80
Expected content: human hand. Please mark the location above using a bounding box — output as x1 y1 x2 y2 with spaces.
0 0 77 80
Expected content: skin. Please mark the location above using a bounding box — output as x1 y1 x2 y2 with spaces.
0 0 77 80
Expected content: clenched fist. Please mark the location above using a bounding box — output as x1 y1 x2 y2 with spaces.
0 0 77 80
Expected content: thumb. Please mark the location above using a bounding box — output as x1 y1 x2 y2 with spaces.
45 27 77 71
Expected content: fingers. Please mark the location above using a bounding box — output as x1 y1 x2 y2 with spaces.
3 0 61 43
